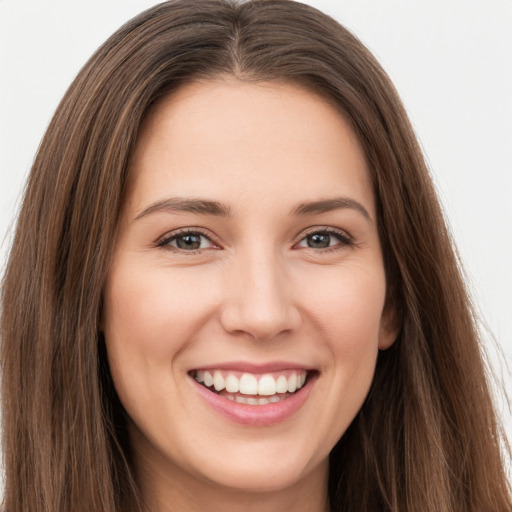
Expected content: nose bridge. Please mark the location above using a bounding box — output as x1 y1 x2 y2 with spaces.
220 244 300 340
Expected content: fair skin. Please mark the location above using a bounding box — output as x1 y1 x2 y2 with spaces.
102 78 398 512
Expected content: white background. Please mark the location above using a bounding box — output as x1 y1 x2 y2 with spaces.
1 0 511 474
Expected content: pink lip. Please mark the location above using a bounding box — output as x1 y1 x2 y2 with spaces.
189 371 318 427
189 360 314 373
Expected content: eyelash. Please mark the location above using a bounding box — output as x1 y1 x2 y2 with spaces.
156 226 354 254
156 228 217 254
296 227 354 253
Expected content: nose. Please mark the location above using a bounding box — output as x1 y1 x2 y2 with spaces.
219 250 301 341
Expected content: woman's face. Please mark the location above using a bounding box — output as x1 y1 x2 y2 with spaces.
103 79 397 501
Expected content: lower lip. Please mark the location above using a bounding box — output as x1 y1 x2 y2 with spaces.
190 374 317 426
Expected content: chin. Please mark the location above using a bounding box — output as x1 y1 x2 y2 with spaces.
201 459 320 494
179 435 328 495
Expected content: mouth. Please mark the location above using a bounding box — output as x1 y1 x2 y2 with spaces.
188 368 316 406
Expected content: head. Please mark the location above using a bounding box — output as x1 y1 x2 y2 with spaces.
2 1 509 511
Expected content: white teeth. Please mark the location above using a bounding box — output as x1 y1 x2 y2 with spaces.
239 373 258 395
229 394 286 405
258 374 277 396
225 374 240 393
204 371 213 387
193 369 309 397
276 375 288 393
213 371 224 391
287 373 298 393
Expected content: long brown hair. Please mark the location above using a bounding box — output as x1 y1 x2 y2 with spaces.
1 1 510 510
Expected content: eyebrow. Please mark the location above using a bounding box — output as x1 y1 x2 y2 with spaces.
134 197 232 220
291 197 372 222
135 196 371 222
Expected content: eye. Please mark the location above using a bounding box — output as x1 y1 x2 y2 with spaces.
296 228 352 250
157 229 217 252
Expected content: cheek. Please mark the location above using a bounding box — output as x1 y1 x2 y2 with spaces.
101 263 218 414
300 261 386 346
104 264 213 356
330 275 384 378
298 263 385 424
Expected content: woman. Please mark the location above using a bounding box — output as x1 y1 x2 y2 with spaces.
1 1 510 511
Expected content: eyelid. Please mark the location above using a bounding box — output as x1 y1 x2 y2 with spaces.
293 226 354 250
154 225 354 253
156 227 221 251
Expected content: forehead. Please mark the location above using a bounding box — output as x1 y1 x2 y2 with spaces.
127 78 374 217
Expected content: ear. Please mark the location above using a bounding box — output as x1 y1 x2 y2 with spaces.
378 301 401 350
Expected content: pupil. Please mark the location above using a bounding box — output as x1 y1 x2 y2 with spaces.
308 233 330 248
177 234 201 250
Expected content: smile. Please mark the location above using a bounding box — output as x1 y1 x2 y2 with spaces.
190 369 309 405
188 365 317 425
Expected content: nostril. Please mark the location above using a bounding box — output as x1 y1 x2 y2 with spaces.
219 308 301 341
219 275 301 340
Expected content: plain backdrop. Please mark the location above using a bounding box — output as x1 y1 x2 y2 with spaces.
1 0 511 481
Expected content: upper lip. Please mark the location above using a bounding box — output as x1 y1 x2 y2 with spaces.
188 361 315 373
